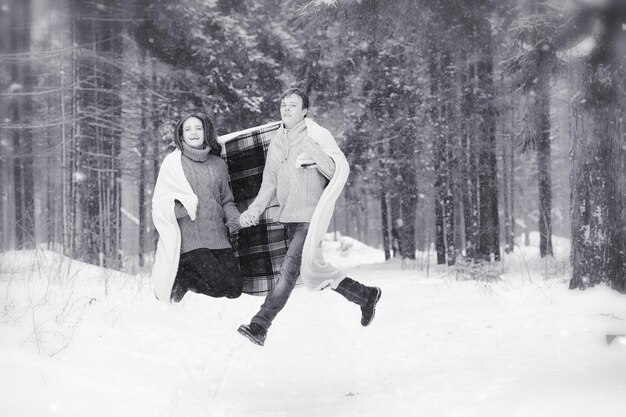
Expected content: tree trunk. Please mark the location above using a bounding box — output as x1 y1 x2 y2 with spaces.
138 54 148 268
475 22 501 262
0 1 13 251
435 131 456 265
443 102 456 265
59 14 69 252
433 123 451 265
502 138 513 253
388 118 420 259
501 90 516 254
534 0 554 259
570 25 626 292
380 190 391 260
461 63 480 261
69 13 80 257
378 129 391 259
536 90 554 258
434 192 446 265
151 64 161 254
363 197 370 247
400 188 417 260
389 193 400 250
10 0 35 250
429 40 456 265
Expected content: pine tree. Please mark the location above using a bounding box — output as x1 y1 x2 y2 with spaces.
566 1 626 292
502 3 561 258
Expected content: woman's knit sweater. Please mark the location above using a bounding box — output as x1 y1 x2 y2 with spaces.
175 143 240 253
246 120 336 223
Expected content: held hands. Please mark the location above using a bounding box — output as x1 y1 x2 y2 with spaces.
239 210 258 228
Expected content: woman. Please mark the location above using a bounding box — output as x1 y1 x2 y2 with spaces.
151 112 242 303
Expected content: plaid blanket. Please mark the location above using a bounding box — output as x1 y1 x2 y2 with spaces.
218 122 287 296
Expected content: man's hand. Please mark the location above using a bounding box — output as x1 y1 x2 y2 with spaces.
239 211 258 228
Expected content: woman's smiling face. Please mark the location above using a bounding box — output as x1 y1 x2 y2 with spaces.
182 117 205 149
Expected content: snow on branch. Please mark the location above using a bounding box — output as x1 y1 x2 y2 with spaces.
558 36 597 61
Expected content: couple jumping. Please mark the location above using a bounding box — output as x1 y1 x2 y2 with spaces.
152 87 382 346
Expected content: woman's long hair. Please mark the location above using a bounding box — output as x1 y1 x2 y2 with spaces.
174 112 221 156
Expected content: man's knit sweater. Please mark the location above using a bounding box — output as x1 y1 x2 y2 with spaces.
246 120 336 223
175 143 240 253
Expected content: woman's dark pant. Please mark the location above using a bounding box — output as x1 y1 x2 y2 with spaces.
251 222 372 329
173 248 242 299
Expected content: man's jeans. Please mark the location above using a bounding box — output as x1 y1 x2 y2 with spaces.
251 222 372 329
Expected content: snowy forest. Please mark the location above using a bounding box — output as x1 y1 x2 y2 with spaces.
1 0 625 293
2 1 626 416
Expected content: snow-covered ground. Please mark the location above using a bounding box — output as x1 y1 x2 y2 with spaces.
1 232 625 417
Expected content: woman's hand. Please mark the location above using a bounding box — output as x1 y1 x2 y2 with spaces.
239 211 258 228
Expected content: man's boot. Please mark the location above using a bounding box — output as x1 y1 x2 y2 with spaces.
237 323 267 346
334 277 382 326
360 287 382 327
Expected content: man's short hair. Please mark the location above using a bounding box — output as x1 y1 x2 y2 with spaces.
280 87 309 110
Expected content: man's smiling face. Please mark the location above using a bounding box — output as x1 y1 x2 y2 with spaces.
280 94 307 129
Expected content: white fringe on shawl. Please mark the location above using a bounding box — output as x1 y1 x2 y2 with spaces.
299 119 349 290
151 149 198 302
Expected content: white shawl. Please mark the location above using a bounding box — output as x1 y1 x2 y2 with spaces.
299 118 349 290
151 149 198 302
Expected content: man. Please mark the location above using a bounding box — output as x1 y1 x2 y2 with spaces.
237 88 382 346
